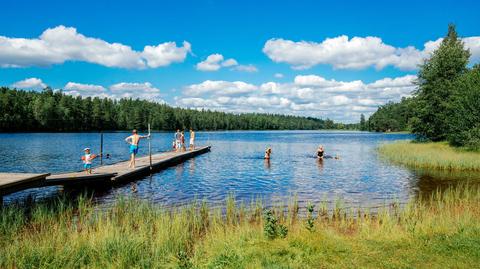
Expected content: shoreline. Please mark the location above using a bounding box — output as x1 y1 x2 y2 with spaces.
1 186 479 268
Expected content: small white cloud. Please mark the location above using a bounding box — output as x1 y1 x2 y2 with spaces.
232 64 258 72
196 53 257 72
64 82 108 97
183 80 258 96
141 41 191 68
274 73 284 78
11 78 46 90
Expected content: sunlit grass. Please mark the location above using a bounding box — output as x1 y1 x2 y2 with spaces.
378 141 480 171
1 186 480 268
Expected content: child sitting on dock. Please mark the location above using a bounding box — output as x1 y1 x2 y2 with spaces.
82 148 98 174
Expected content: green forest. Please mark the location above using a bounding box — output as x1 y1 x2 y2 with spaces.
367 25 480 150
0 87 351 132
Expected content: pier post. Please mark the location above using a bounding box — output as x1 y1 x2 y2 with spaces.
100 131 104 165
148 124 152 170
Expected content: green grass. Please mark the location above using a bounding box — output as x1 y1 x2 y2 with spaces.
1 187 480 268
378 141 480 171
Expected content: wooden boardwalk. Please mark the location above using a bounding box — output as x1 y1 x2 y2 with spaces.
0 173 50 197
0 146 210 203
45 146 211 184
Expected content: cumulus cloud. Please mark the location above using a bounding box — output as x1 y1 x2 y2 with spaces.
274 73 284 78
11 77 47 90
176 74 417 122
263 35 480 70
196 53 257 72
61 81 163 102
183 80 257 96
0 25 191 69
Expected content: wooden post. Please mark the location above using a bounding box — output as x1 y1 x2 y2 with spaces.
100 131 104 165
148 124 152 170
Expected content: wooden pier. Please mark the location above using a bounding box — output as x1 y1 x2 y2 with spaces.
46 146 210 184
1 146 211 202
0 173 50 203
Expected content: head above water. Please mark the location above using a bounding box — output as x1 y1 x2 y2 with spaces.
84 148 90 153
132 129 137 134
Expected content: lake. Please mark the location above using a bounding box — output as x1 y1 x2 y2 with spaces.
1 131 479 208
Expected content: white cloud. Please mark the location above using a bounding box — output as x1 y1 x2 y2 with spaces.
61 81 163 102
274 73 284 78
11 77 47 90
263 35 480 70
196 53 257 72
64 82 108 98
109 82 162 100
232 64 258 72
183 80 258 97
0 25 190 69
176 74 417 122
142 41 191 68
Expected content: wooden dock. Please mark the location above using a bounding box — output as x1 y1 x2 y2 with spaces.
0 146 210 203
46 146 211 184
0 173 50 201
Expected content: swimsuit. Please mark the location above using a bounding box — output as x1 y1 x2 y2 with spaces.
130 144 139 154
83 153 93 169
317 151 324 158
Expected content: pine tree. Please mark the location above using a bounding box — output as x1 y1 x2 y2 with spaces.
411 24 470 141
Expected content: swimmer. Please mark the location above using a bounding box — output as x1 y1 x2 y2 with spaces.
264 147 272 159
317 145 324 160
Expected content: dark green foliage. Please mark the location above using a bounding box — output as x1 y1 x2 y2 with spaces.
263 209 288 239
368 98 416 132
263 209 278 240
412 24 471 141
0 87 348 132
447 65 480 149
359 114 367 131
367 25 480 150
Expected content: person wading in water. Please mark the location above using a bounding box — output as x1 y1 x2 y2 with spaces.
125 129 150 168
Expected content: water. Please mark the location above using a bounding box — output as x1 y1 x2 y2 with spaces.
1 131 479 208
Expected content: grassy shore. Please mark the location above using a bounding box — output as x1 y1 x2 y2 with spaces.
1 188 480 269
378 141 480 171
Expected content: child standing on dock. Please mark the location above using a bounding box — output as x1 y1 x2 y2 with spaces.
125 129 150 168
82 148 98 174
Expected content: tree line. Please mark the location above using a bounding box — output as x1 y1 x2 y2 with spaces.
367 25 480 150
0 87 355 132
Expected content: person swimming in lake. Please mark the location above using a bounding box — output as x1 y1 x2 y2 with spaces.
317 145 324 160
82 148 99 174
264 147 272 159
125 129 150 168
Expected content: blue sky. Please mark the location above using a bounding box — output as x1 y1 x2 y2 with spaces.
1 0 479 122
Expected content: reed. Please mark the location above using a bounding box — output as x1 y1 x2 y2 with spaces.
378 141 480 171
1 186 480 268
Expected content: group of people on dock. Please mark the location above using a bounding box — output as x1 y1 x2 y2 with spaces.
173 129 195 152
81 128 196 173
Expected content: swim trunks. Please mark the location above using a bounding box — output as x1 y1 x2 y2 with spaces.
84 163 92 169
130 144 139 155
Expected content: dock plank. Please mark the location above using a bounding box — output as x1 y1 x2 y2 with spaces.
0 173 50 195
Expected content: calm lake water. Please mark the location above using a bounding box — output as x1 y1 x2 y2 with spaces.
2 131 480 208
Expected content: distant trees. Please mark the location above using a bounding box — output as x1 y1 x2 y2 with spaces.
0 87 349 132
367 24 480 150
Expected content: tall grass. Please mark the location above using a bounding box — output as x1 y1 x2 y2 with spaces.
1 186 480 268
378 141 480 171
